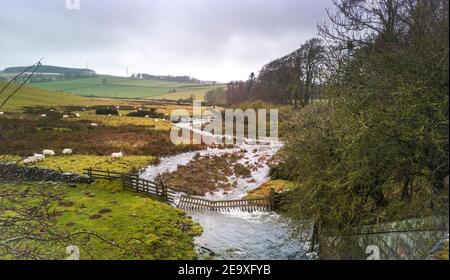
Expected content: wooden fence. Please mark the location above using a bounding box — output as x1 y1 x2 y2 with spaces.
178 191 274 212
83 168 176 203
83 168 124 180
83 168 275 212
121 175 176 203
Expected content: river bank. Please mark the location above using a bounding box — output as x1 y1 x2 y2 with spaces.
140 120 315 260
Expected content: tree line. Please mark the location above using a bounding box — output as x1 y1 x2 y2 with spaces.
211 0 449 238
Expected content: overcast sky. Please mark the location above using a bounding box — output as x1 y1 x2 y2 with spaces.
0 0 333 82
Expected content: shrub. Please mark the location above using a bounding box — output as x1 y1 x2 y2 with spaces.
95 108 119 115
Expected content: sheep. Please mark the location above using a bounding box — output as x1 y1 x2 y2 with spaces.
62 115 69 118
90 123 98 127
42 149 56 156
111 152 124 158
145 115 150 118
62 148 73 155
40 114 47 117
0 112 4 115
23 154 45 164
74 113 80 118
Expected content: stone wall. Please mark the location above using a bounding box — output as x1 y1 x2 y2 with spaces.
0 162 90 184
319 217 449 260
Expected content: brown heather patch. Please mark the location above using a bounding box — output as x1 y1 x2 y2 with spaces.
0 117 203 157
156 152 251 195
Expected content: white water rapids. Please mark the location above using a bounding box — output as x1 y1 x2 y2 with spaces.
140 120 315 260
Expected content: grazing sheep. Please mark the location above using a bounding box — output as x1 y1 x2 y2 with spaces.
62 115 69 118
23 154 45 164
74 113 80 118
90 123 98 127
0 112 4 115
40 114 47 117
111 152 124 158
62 149 73 155
145 115 150 118
42 150 56 156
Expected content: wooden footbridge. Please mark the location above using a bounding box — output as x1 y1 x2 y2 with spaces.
83 168 275 212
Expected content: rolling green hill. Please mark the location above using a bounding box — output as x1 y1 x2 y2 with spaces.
30 77 223 100
0 81 124 112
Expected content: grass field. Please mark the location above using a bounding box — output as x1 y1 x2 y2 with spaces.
0 81 135 112
0 181 202 260
30 77 223 100
30 155 159 174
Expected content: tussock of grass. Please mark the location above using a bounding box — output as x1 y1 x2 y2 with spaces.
246 180 295 199
31 155 158 174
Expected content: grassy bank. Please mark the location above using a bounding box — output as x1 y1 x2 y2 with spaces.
246 180 295 199
0 180 202 260
30 155 158 174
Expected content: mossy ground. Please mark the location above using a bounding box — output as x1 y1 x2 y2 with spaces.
29 155 158 174
246 180 295 199
0 180 202 260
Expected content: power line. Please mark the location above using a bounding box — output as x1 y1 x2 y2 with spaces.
0 61 42 110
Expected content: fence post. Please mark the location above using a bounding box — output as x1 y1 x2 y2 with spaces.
162 184 168 202
269 188 275 211
88 167 92 182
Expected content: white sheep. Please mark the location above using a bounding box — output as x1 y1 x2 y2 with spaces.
74 113 80 118
145 115 150 118
42 150 56 156
62 115 69 118
111 152 124 158
40 114 47 117
62 148 73 155
23 154 45 164
90 123 98 127
0 112 4 115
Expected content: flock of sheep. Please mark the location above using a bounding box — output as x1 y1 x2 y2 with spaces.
23 149 124 164
2 107 150 166
23 149 73 164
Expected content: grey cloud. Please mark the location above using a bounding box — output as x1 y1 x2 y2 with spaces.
0 0 334 81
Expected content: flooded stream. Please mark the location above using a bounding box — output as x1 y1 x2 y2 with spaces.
140 121 314 260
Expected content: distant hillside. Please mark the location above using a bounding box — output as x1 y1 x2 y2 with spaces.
132 73 217 85
2 65 96 77
30 77 224 100
0 81 119 112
